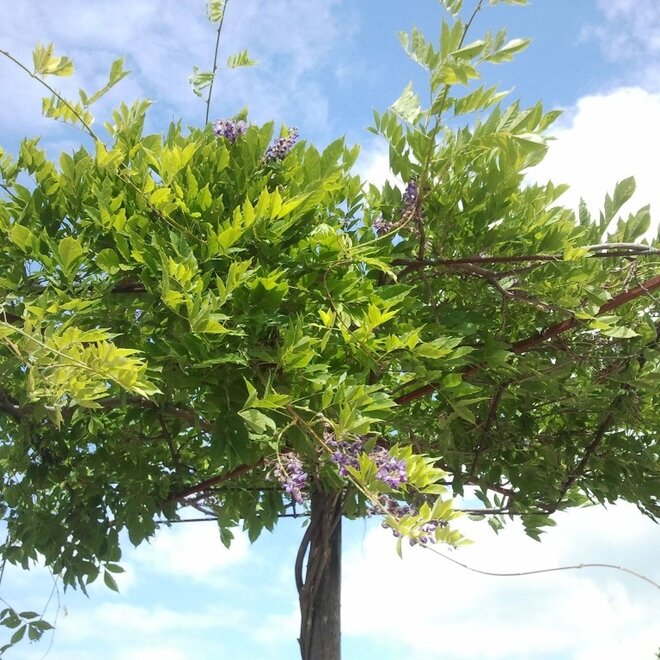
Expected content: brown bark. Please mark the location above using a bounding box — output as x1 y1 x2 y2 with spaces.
296 486 343 660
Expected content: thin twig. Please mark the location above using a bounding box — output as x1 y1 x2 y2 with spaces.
393 244 660 270
469 383 508 479
424 545 660 591
0 49 98 138
204 0 230 125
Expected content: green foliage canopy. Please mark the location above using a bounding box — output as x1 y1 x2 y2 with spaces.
0 0 658 650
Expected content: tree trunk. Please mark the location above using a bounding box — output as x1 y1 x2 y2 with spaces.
296 486 342 660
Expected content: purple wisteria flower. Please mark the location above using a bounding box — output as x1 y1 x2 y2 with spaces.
374 494 448 545
402 178 419 218
213 118 248 143
373 216 394 236
324 429 406 488
324 427 365 477
413 519 447 546
376 494 415 519
371 447 407 489
264 128 299 162
273 452 308 505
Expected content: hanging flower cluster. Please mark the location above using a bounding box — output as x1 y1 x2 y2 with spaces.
372 216 395 236
372 178 421 236
401 178 419 218
263 127 299 162
269 429 409 507
272 452 308 505
213 118 248 142
374 494 448 546
323 427 407 490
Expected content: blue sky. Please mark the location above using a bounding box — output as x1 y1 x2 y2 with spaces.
1 1 659 658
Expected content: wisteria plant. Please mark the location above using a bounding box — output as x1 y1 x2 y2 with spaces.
0 0 658 657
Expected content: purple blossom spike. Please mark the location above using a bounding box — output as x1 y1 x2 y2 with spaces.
325 430 366 477
325 431 406 488
213 118 248 143
373 216 394 236
264 128 299 162
402 178 419 217
371 447 407 489
273 452 308 505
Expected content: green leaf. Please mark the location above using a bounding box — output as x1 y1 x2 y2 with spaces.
10 625 26 645
239 409 277 433
83 58 130 106
451 39 486 60
109 58 129 85
95 248 121 274
32 43 74 77
31 620 54 632
227 50 257 69
439 0 463 16
58 236 84 279
449 401 476 424
602 326 640 339
103 570 119 592
189 66 215 98
206 0 225 22
391 82 423 124
485 38 531 63
212 412 251 466
9 223 37 252
612 176 636 211
441 373 462 388
622 205 650 242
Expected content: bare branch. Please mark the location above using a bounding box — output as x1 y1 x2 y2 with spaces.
166 460 265 503
468 383 508 479
393 243 660 270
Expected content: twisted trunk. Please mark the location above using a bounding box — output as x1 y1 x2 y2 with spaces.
296 486 343 660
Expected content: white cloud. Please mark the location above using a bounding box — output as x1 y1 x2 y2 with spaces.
0 0 349 143
130 521 250 585
585 1 660 89
591 0 660 57
359 141 393 189
529 86 660 237
342 504 660 660
31 601 247 660
361 86 660 241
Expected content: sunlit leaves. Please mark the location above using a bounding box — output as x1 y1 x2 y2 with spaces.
484 37 531 63
0 322 161 410
206 0 225 23
189 66 215 98
398 28 440 70
79 58 130 106
391 82 423 124
32 42 73 77
227 49 256 68
57 236 84 280
41 95 93 129
439 0 463 16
